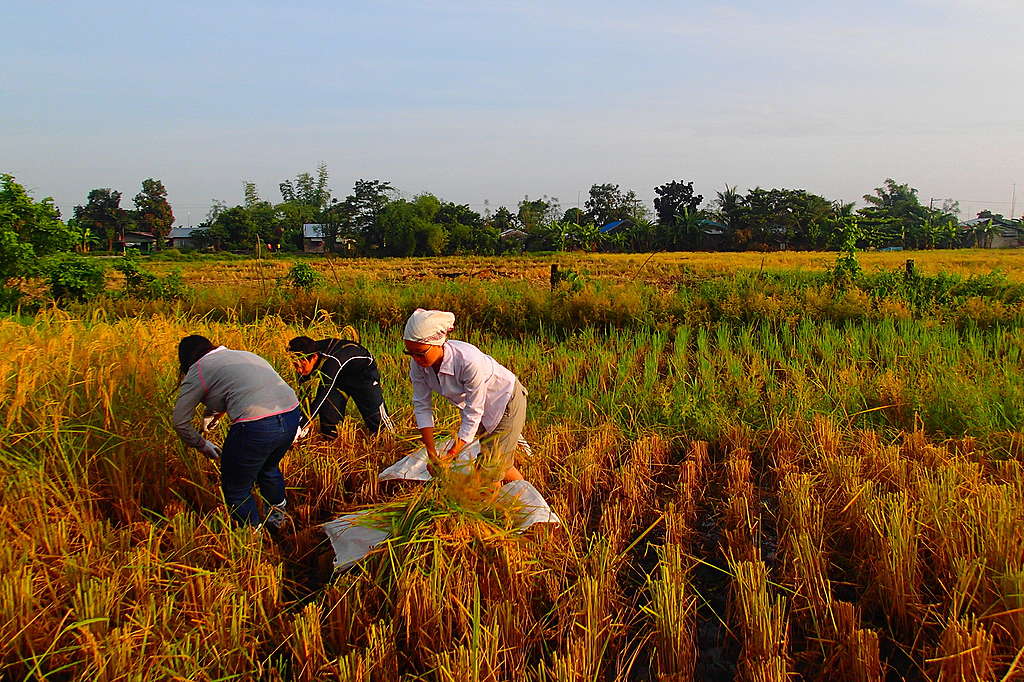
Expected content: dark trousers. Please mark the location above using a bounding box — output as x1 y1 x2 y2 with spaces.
221 407 300 526
319 379 389 436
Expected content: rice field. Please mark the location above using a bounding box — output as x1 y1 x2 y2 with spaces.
3 254 1024 680
140 250 1024 288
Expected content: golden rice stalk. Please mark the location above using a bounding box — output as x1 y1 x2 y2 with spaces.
811 415 842 461
662 502 690 549
724 449 760 563
778 474 832 630
671 440 708 545
926 618 996 681
864 491 922 632
998 570 1024 650
646 544 696 680
730 560 789 680
830 601 883 682
330 619 398 681
288 602 329 682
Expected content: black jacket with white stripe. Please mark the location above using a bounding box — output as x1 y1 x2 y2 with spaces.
297 338 381 429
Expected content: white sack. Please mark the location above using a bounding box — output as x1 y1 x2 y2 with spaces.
322 512 390 571
378 439 481 481
497 480 562 529
324 480 560 571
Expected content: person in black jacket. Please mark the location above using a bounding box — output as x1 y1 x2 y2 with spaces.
288 336 395 439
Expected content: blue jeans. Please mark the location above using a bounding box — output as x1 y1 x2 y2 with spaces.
220 407 300 526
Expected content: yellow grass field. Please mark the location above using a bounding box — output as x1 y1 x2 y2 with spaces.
4 251 1024 680
144 249 1024 289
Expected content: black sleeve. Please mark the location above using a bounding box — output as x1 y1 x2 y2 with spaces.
299 355 343 428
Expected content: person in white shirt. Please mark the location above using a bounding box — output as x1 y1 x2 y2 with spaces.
404 308 526 485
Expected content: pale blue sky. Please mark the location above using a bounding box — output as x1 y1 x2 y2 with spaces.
2 0 1022 224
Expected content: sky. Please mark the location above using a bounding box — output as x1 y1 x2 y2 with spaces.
2 0 1022 225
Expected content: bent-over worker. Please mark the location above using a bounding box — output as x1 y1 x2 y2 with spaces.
173 335 299 528
288 335 395 439
403 308 527 485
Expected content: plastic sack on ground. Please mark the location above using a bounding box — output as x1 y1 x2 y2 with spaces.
378 439 480 481
322 512 390 571
496 480 561 529
324 480 561 571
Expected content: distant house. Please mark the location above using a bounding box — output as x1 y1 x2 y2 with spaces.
498 228 528 241
598 220 628 234
118 231 157 253
303 223 354 253
167 226 202 250
960 217 1024 248
303 224 327 253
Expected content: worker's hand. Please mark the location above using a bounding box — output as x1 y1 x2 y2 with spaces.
427 455 450 478
199 439 222 460
446 438 469 458
293 425 310 444
201 412 223 433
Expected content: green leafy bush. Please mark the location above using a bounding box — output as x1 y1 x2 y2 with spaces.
43 254 106 302
830 249 862 288
285 262 322 290
113 255 190 300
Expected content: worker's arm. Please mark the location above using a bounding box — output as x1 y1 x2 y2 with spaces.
410 364 438 456
409 360 434 430
454 354 489 445
299 355 344 429
419 426 439 458
172 369 207 450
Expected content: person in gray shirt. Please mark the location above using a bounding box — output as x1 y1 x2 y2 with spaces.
173 334 300 528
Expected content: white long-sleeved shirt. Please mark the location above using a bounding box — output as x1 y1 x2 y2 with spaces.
410 339 516 442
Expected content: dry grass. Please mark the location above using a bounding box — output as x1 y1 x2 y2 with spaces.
1 298 1023 679
144 250 1024 288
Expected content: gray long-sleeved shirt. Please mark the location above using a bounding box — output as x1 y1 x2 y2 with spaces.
173 347 299 449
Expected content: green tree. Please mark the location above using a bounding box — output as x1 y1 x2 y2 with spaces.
859 179 929 249
562 221 601 251
43 253 106 301
585 184 646 227
1 175 76 284
378 194 446 256
651 178 708 250
713 186 742 232
243 181 262 209
517 195 559 232
488 206 517 233
561 207 587 225
653 180 703 228
73 188 128 251
276 200 319 250
711 186 841 250
206 206 258 251
330 179 395 252
133 179 174 250
437 202 496 255
279 164 332 211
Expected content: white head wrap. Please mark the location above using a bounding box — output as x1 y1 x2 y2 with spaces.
403 308 455 346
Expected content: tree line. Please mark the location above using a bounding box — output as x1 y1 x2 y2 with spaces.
4 167 1020 269
168 169 1014 255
